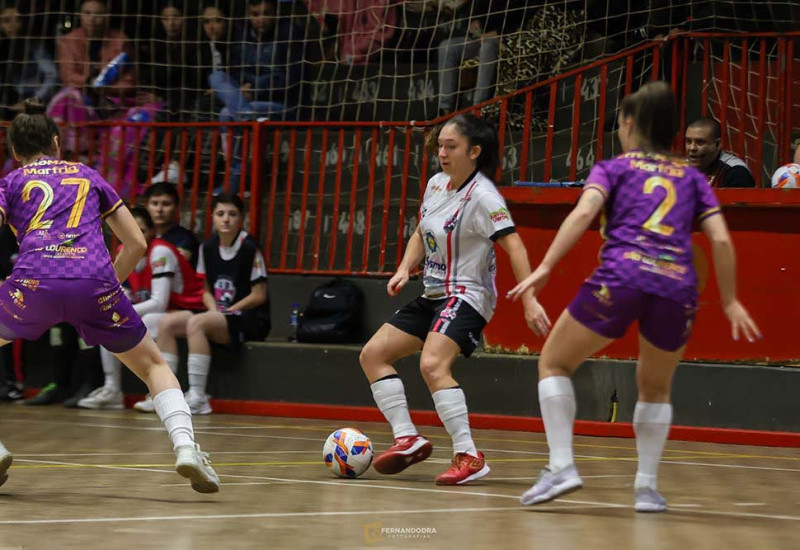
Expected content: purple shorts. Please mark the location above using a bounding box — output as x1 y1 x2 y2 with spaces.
0 278 147 353
567 282 696 352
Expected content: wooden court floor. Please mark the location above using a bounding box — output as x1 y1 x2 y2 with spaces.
0 404 798 549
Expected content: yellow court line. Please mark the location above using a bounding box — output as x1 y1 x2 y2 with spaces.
207 424 800 461
6 406 800 462
12 460 324 470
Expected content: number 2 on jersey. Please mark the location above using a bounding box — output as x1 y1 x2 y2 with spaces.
22 177 90 233
641 176 676 236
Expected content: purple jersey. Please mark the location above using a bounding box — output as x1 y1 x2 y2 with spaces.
0 158 122 282
584 151 721 303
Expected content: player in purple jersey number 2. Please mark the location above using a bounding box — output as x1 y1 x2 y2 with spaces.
507 82 760 512
0 99 219 494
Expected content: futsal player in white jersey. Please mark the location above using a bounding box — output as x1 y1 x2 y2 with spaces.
360 114 549 485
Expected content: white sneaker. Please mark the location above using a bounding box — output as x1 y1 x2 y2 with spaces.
0 441 13 488
635 487 667 513
77 387 124 410
520 464 583 505
133 394 156 413
175 444 220 493
185 390 212 415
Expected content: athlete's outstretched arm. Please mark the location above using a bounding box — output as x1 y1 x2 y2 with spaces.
700 214 761 342
387 228 425 296
496 232 551 337
507 188 606 299
106 205 147 282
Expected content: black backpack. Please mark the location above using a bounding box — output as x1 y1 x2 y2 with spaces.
296 278 364 343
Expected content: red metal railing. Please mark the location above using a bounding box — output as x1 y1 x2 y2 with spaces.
1 32 797 276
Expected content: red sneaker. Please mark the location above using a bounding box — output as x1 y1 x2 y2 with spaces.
435 451 490 485
373 435 433 475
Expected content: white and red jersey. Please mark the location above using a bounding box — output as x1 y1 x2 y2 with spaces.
124 238 204 311
417 170 516 322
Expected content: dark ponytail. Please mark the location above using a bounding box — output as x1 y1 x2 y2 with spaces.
619 81 676 155
7 98 61 159
443 114 500 180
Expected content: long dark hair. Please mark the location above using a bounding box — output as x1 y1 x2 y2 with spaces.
7 98 61 159
619 81 676 155
440 114 500 180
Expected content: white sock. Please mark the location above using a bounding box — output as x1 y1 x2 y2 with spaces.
153 388 194 450
162 352 179 375
538 376 576 471
433 387 478 457
187 354 211 396
370 377 417 439
633 402 672 490
100 347 121 392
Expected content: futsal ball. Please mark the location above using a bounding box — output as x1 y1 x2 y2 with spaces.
771 163 800 188
322 427 373 478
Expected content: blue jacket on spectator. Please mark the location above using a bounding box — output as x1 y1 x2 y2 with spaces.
233 19 301 107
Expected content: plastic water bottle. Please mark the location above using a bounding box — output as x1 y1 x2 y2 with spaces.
92 52 131 88
289 303 300 342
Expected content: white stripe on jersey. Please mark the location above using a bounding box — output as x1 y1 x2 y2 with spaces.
417 171 515 322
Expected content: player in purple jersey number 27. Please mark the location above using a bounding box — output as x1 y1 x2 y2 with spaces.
507 82 760 512
0 99 219 494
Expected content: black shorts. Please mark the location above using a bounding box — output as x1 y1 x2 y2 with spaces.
387 296 487 357
222 310 270 349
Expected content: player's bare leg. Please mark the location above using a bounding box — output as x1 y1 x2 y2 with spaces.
0 337 13 487
360 324 432 475
631 334 683 513
521 311 612 505
115 334 220 493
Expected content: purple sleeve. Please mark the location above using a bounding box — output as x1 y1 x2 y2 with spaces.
0 179 7 223
93 171 123 218
693 171 721 223
582 162 612 200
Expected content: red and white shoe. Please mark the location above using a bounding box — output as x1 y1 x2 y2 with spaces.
435 451 490 485
372 435 433 475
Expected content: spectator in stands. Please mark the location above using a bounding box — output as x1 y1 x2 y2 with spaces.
210 0 301 122
306 0 397 65
685 117 756 188
78 207 204 410
46 0 137 154
131 184 203 412
194 1 235 121
436 0 526 116
155 193 270 415
481 3 585 130
794 141 800 164
141 0 203 120
143 182 199 267
0 3 59 120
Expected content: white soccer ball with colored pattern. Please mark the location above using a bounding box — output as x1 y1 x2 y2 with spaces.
771 163 800 188
322 428 373 478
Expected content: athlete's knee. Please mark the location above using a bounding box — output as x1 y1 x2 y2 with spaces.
419 353 448 385
186 313 210 337
359 338 385 370
637 376 672 402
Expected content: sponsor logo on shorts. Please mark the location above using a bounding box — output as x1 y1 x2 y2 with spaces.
468 332 480 347
10 288 25 310
489 207 510 224
439 308 457 321
110 311 130 328
17 278 40 291
592 284 613 307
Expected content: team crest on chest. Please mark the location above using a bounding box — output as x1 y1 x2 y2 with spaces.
425 231 438 253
